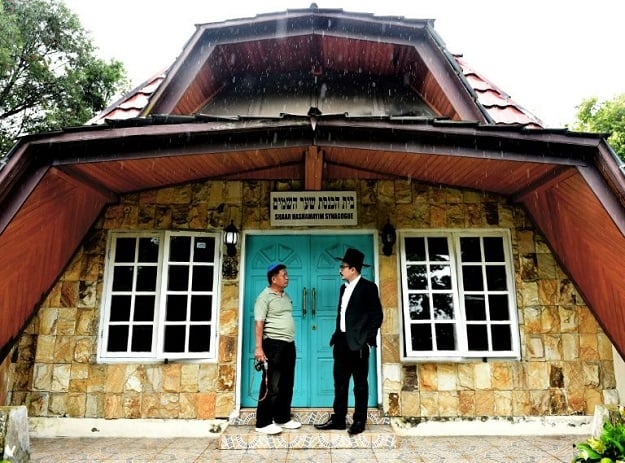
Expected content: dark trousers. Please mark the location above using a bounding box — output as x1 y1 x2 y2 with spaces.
255 338 296 428
332 332 370 423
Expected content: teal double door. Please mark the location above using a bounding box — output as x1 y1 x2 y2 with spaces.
241 233 377 407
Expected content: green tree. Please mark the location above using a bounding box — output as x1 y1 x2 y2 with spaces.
573 94 625 161
0 0 128 159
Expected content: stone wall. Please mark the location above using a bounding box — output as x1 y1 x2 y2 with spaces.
5 179 617 420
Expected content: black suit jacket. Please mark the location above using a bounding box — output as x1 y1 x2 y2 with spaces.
330 277 383 351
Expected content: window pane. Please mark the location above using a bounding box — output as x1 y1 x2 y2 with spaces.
405 237 426 261
433 294 454 320
491 325 512 351
131 325 153 352
168 265 189 291
107 326 129 351
430 264 451 289
485 265 507 290
115 238 136 263
460 237 481 262
489 295 510 321
462 265 483 291
465 295 486 321
410 324 432 351
428 237 449 261
401 232 517 359
194 237 215 262
164 326 186 353
407 265 428 290
112 267 134 291
166 295 188 321
134 295 155 321
104 232 219 360
191 296 212 321
192 266 214 291
466 325 488 350
484 237 504 261
138 237 159 262
136 266 157 291
189 326 211 352
408 294 430 320
169 236 191 262
110 295 131 321
435 324 456 350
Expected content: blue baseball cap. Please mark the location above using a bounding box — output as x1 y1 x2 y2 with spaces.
267 262 283 273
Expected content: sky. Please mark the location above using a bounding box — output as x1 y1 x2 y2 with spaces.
62 0 625 128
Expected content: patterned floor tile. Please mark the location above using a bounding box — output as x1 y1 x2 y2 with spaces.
244 448 289 462
196 448 246 463
248 432 289 449
29 435 579 462
286 448 332 462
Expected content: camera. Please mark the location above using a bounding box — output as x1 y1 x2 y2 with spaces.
254 359 268 372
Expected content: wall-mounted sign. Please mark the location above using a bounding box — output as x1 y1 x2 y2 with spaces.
270 191 357 226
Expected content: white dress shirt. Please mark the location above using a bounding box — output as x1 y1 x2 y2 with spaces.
339 275 361 332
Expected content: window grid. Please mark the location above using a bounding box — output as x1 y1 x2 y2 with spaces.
159 234 216 357
401 230 519 360
100 231 219 362
105 235 160 356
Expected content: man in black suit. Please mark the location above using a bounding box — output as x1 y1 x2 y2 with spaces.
314 248 383 435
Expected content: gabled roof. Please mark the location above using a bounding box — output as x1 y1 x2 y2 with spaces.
91 7 541 128
1 6 625 362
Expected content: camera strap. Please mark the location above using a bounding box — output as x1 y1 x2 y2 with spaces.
247 366 269 402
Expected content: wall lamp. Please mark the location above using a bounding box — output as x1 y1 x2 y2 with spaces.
381 219 396 256
223 220 239 257
222 221 240 280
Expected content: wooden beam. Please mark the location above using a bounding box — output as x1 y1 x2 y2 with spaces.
305 146 323 190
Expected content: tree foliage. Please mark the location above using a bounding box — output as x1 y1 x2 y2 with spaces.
0 0 128 159
573 94 625 161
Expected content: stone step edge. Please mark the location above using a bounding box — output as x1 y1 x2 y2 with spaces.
230 407 389 426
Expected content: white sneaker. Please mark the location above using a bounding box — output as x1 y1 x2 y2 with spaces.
276 419 301 429
255 423 282 434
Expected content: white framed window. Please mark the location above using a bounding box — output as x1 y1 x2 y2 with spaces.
400 230 520 361
98 231 220 362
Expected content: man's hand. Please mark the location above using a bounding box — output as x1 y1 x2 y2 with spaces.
255 346 266 362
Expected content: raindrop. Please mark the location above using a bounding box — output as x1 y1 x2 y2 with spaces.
319 83 327 100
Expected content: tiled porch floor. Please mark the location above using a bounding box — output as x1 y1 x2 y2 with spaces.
30 434 579 462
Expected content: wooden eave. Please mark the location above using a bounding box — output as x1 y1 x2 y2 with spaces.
2 118 625 361
145 9 485 123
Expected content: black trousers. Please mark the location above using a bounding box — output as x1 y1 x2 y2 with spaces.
332 332 370 423
255 338 296 428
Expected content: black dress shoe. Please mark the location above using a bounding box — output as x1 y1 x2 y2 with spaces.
314 418 346 430
347 420 365 435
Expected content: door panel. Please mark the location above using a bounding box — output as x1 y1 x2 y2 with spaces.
242 236 308 407
309 236 376 407
241 234 377 408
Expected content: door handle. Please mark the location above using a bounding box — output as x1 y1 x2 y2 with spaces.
312 288 316 318
302 287 307 317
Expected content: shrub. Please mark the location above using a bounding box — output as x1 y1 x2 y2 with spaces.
572 421 625 463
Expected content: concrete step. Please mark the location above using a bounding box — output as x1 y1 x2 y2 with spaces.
221 408 396 449
219 423 397 449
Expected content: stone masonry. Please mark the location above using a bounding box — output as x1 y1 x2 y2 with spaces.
5 179 616 420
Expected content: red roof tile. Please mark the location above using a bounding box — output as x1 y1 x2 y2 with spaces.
87 73 166 124
454 56 543 127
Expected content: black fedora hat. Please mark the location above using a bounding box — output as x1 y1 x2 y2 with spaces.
335 248 370 268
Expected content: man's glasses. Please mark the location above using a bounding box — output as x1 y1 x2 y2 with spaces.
339 264 350 269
